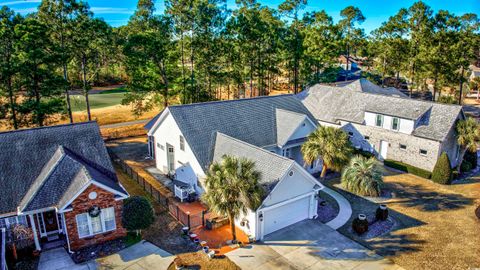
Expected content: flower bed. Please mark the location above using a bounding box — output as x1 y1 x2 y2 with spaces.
71 238 126 263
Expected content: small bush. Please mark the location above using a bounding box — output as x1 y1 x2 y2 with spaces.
353 148 375 158
384 159 432 179
431 152 452 185
464 150 477 171
122 196 155 233
461 160 473 173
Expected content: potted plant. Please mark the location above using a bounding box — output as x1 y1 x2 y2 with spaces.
173 257 184 270
375 204 388 221
352 214 368 234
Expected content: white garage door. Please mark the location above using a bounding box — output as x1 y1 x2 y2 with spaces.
263 195 311 236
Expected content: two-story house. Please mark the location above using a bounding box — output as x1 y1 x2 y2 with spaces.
298 79 464 172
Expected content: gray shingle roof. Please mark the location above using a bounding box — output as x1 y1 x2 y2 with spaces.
298 80 463 141
276 109 308 147
166 95 316 171
0 122 125 215
212 132 294 195
343 78 407 97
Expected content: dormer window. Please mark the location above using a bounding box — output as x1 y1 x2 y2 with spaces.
391 117 400 131
375 115 384 127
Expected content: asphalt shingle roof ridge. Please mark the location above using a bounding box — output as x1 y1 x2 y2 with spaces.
0 121 98 136
169 94 296 109
215 132 295 164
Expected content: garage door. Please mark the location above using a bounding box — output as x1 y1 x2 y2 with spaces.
263 195 311 236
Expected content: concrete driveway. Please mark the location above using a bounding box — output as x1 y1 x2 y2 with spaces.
227 220 403 270
96 240 173 269
39 241 173 270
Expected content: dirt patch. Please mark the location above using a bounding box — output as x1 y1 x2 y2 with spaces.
101 124 147 141
167 251 240 270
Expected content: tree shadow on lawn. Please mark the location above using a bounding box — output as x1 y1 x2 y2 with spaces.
387 181 474 212
332 186 427 257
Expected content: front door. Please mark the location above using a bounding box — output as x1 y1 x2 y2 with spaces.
167 144 175 172
379 140 388 160
42 210 59 233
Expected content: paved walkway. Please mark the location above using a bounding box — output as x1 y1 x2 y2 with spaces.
96 240 174 270
38 248 95 270
227 220 403 270
321 186 352 230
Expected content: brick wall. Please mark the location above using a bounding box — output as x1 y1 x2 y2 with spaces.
64 184 126 251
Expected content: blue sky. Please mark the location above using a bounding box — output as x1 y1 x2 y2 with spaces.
1 0 479 34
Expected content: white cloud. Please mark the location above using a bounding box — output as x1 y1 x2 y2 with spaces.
0 0 41 6
90 7 134 15
13 7 37 14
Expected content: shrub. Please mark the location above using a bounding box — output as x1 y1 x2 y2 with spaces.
461 160 473 173
341 155 383 197
464 150 477 171
384 159 432 179
431 152 452 185
122 196 155 234
353 148 375 158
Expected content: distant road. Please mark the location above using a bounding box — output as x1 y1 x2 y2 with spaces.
100 119 149 129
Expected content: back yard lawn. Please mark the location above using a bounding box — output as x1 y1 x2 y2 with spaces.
324 169 480 270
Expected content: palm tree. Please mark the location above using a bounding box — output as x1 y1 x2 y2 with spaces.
202 155 263 241
302 126 353 178
341 155 383 196
456 117 480 174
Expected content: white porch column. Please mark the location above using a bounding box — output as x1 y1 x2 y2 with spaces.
28 214 41 251
61 213 72 253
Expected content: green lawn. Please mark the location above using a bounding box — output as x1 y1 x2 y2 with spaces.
70 92 126 112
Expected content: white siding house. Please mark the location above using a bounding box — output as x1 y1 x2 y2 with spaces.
146 95 324 240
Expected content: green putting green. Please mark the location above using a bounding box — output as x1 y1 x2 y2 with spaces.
70 92 126 112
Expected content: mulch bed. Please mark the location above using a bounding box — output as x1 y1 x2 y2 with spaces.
71 239 126 263
347 214 396 240
317 191 339 223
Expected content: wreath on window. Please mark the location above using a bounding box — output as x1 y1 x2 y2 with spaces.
88 206 101 218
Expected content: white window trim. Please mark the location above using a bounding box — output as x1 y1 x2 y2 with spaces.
399 144 407 150
179 135 185 151
419 149 428 156
391 117 400 131
375 115 384 127
76 207 116 239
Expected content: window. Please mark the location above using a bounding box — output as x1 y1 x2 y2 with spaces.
157 143 164 151
103 208 116 231
348 132 354 137
364 136 370 140
282 148 291 158
0 215 27 229
399 144 407 150
391 117 400 131
420 149 428 156
76 214 90 238
76 207 116 238
375 115 384 127
179 135 185 151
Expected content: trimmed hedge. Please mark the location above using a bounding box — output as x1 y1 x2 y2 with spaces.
384 159 432 179
431 152 452 185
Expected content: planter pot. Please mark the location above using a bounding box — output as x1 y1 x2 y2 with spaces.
376 205 389 221
182 227 189 235
203 246 209 253
352 214 369 234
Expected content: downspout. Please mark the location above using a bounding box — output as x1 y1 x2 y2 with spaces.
61 213 73 254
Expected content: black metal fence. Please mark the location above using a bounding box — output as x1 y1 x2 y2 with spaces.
109 150 205 229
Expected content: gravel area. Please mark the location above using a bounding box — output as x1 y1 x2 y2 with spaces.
347 214 396 240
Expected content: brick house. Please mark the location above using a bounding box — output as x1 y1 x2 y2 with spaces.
0 122 129 253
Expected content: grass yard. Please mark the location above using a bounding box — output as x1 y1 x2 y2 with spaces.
324 169 480 270
70 92 126 112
